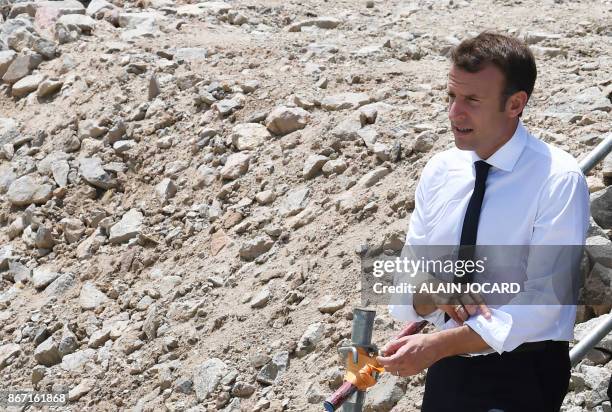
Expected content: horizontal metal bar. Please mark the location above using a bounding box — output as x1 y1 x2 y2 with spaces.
579 134 612 175
570 315 612 367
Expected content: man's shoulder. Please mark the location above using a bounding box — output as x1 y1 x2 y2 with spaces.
422 146 468 173
522 128 583 176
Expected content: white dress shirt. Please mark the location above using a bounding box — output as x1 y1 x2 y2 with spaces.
389 120 590 355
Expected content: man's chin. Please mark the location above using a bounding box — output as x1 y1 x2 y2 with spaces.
453 137 474 151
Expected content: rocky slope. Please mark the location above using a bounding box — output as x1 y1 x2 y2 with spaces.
0 0 611 411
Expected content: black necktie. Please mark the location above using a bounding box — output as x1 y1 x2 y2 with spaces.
445 160 491 321
455 160 491 284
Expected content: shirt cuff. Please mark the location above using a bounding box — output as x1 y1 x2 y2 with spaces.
461 308 514 354
389 303 444 325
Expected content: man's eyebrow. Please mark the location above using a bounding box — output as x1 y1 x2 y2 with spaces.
447 91 480 99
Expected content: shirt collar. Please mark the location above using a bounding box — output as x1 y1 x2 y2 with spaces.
469 120 528 172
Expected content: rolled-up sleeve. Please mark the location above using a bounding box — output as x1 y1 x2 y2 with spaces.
464 171 590 354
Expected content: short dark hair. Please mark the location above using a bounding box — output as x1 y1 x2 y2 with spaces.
450 31 537 117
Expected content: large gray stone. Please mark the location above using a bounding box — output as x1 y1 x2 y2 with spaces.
6 267 29 288
0 245 12 270
317 295 346 314
220 152 250 180
79 119 107 139
118 12 161 40
0 165 16 194
321 92 371 111
2 53 42 84
58 328 78 356
214 94 245 116
287 17 342 32
32 267 60 290
79 282 109 310
332 115 362 141
256 361 278 386
279 187 310 217
176 1 230 16
580 364 611 408
37 151 69 175
86 0 117 17
0 117 20 147
239 236 274 260
250 288 270 309
522 31 562 45
586 236 612 268
265 106 310 136
0 343 20 370
196 165 217 187
80 157 116 189
413 130 437 152
0 50 17 78
34 337 62 366
51 160 69 187
297 322 325 357
57 14 96 33
231 123 270 151
591 187 612 229
302 155 329 179
6 24 56 59
109 209 143 244
68 379 94 401
357 167 390 188
117 139 139 154
363 373 405 412
7 175 53 206
0 286 20 306
602 150 611 179
11 73 45 97
193 358 228 401
45 273 75 296
60 349 95 371
175 47 209 61
155 178 176 202
33 0 85 19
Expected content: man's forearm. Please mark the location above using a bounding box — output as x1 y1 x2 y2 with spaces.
430 324 492 358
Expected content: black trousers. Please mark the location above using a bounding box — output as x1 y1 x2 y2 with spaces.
421 341 570 412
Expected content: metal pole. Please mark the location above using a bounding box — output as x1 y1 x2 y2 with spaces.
342 308 376 412
579 134 612 175
570 315 612 367
569 134 612 366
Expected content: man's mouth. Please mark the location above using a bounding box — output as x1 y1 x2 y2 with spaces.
453 125 473 134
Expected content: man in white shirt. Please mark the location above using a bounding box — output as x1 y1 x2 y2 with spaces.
376 32 590 411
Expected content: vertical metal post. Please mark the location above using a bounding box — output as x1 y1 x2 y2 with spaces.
342 308 376 412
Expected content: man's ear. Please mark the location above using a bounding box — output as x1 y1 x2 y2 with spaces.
505 91 529 117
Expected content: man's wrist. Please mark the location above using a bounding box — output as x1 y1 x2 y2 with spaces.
427 324 492 359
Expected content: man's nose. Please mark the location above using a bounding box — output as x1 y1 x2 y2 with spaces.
448 100 465 121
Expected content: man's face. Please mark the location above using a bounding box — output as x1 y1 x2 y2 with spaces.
447 64 510 156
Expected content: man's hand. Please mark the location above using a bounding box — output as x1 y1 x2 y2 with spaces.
377 325 493 376
437 291 492 324
376 334 441 377
415 283 492 324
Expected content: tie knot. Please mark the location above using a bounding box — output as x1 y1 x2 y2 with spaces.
474 160 491 175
